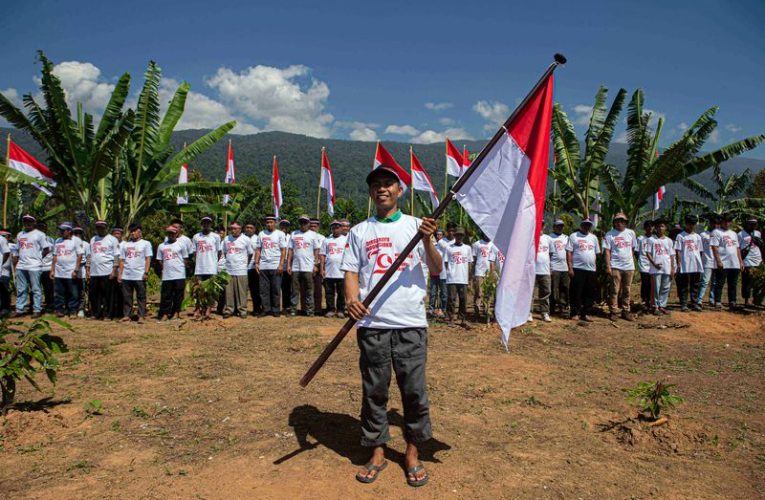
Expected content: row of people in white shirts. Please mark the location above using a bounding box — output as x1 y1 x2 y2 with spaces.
434 237 504 284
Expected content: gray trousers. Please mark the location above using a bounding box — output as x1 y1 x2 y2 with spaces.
357 327 432 447
534 274 551 313
224 275 249 316
290 271 314 314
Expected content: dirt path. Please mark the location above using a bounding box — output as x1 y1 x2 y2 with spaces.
1 310 764 499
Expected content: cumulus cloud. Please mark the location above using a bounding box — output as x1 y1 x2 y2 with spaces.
438 117 455 126
48 61 116 115
725 123 742 133
206 65 333 138
411 127 473 144
350 126 378 142
425 102 453 111
473 100 509 131
384 124 420 136
335 121 379 142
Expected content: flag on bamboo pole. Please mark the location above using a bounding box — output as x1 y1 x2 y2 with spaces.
461 145 471 177
320 148 336 216
653 185 666 211
177 163 189 205
7 140 56 196
223 140 235 205
456 73 555 347
374 142 411 190
272 155 283 218
445 138 463 177
410 149 439 208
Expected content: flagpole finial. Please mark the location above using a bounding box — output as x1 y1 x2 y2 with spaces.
554 53 567 65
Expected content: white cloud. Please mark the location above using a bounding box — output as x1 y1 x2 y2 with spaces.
614 131 628 144
473 100 509 131
709 129 720 144
438 117 455 126
425 102 453 111
411 127 473 144
49 61 116 115
350 127 378 142
572 104 593 125
677 122 689 131
384 124 420 136
725 123 742 133
206 65 333 138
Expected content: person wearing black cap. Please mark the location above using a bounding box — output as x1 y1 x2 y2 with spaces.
696 215 720 308
244 221 263 315
279 219 292 310
191 216 222 318
117 224 153 322
739 217 763 307
565 218 600 322
636 220 655 312
711 214 743 310
445 227 472 325
254 215 288 316
51 222 84 317
674 215 703 311
12 215 51 318
646 219 674 315
287 215 321 316
88 221 121 320
343 162 441 487
320 220 347 317
156 225 190 321
0 229 11 314
548 219 570 316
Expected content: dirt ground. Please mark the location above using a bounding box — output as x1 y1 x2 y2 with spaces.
1 305 764 499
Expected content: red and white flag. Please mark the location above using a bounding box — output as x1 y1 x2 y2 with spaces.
320 147 336 216
461 145 471 177
272 155 283 218
445 138 463 177
374 142 411 190
653 185 666 211
457 73 555 347
223 140 235 205
177 163 189 205
7 140 56 195
410 148 439 208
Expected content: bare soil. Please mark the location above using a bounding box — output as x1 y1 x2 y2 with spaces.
1 308 764 499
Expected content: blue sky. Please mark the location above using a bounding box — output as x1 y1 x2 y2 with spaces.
2 0 764 157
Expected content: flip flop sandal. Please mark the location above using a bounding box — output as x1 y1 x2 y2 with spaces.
355 460 388 484
406 462 429 487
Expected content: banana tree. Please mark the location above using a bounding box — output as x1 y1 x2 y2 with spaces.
551 86 627 218
601 89 765 227
683 164 765 219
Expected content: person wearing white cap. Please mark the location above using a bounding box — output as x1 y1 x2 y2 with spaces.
88 220 121 320
738 217 762 307
287 215 320 316
566 218 600 322
12 215 51 318
51 222 84 317
254 215 287 317
320 220 347 317
603 212 638 321
548 219 570 316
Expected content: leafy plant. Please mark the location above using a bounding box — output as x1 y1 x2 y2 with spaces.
0 316 70 413
190 272 230 318
479 269 498 323
84 399 104 417
627 380 684 420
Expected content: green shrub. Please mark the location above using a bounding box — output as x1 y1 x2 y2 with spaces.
626 380 683 420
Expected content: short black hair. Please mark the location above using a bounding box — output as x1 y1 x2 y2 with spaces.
171 218 183 226
446 221 457 230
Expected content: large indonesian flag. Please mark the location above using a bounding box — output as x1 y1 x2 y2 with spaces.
320 147 336 216
223 140 235 205
272 155 283 217
410 148 439 208
445 138 463 177
8 140 56 195
374 142 411 190
457 74 554 346
177 163 189 205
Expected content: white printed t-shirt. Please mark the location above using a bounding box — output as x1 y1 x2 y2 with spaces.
603 229 637 271
472 240 497 277
648 236 674 275
535 234 552 275
700 231 716 269
340 213 429 329
710 229 741 269
674 231 703 273
120 239 153 280
436 238 453 279
15 229 51 271
255 229 287 271
89 234 121 277
53 237 84 279
157 240 189 280
223 234 252 276
0 236 10 278
320 234 348 279
548 233 569 272
192 231 221 276
445 243 473 285
290 230 321 272
566 232 601 271
739 230 762 267
637 234 652 273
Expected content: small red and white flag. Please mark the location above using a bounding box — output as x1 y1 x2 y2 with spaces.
410 148 439 208
445 138 463 177
272 155 283 218
457 73 555 347
7 140 56 196
177 163 189 205
374 142 411 190
461 145 471 177
320 147 336 216
223 140 235 205
653 185 666 211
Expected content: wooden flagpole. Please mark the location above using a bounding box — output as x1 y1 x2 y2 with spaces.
410 146 415 216
443 140 449 227
316 147 324 220
3 134 10 228
300 54 567 387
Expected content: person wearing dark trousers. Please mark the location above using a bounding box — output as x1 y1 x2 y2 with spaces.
636 220 655 312
215 225 227 315
711 214 744 310
254 215 287 316
320 220 347 317
566 218 601 322
36 222 56 313
343 163 442 487
548 219 570 316
444 227 472 325
674 215 703 311
118 224 153 322
109 227 125 319
73 226 88 317
51 222 84 317
0 230 11 314
279 220 292 310
310 219 325 314
739 217 763 307
244 222 262 315
287 215 320 316
156 226 189 321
